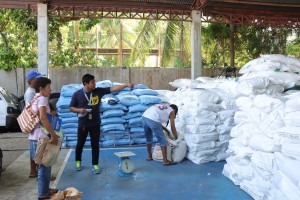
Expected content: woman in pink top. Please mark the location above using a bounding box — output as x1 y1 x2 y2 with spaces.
31 77 59 200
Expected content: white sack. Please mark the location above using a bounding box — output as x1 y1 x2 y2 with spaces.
274 152 300 187
230 123 259 138
271 170 300 200
185 133 218 144
282 143 300 160
185 124 216 134
274 127 300 145
251 151 274 172
218 110 236 121
249 134 280 153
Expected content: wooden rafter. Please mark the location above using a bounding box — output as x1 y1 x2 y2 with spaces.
0 0 300 28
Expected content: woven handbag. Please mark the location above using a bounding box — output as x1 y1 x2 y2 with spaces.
17 95 40 134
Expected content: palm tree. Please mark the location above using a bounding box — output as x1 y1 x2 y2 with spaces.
130 20 190 67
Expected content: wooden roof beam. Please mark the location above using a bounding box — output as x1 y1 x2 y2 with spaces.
211 0 300 8
207 6 300 18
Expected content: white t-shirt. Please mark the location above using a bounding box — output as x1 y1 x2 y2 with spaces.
142 104 173 124
28 94 50 141
24 87 36 104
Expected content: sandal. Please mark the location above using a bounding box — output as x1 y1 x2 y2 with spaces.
50 175 56 181
163 161 177 166
146 158 153 161
38 195 51 200
29 174 38 178
49 188 58 195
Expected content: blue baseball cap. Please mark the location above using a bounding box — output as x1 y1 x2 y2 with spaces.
26 70 44 80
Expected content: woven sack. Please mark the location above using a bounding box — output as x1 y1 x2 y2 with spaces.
42 138 61 167
34 138 49 164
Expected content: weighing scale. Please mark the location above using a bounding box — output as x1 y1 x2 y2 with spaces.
114 151 136 177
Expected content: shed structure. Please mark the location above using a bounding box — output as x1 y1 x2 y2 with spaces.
0 0 299 78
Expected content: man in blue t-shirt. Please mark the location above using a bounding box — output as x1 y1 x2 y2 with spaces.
70 74 133 174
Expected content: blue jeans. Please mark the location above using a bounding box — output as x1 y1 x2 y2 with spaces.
141 117 166 146
38 164 51 197
29 140 38 159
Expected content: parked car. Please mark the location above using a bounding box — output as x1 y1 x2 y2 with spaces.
0 87 21 132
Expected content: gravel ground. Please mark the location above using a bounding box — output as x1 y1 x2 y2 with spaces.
0 132 29 170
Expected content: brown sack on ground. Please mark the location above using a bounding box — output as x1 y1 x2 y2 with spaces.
51 187 83 200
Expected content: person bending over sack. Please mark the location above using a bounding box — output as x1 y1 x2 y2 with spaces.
142 103 178 166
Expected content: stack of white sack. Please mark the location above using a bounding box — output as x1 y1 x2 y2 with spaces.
221 55 300 200
223 93 287 200
170 77 240 98
239 54 300 90
269 91 300 200
164 86 235 164
57 81 162 147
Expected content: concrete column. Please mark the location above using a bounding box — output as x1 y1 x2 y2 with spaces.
191 10 202 79
37 3 49 76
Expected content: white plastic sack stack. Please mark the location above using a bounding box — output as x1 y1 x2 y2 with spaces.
284 91 300 127
223 54 300 200
239 54 300 91
165 84 235 164
223 81 286 200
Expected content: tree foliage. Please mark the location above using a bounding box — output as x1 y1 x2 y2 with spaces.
0 8 299 71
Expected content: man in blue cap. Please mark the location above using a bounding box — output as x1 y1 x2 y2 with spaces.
24 70 44 104
24 69 45 179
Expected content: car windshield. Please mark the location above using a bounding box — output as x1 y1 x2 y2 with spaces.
0 87 18 104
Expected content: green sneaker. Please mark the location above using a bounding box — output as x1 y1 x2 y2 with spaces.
92 165 101 174
75 161 81 171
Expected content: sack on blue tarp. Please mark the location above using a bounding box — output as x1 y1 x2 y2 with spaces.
132 89 159 96
101 117 126 126
130 127 144 133
101 94 119 105
100 103 128 111
133 84 148 89
96 80 113 88
139 95 162 105
102 110 125 118
122 112 143 120
128 104 148 113
101 124 125 132
57 97 72 109
116 93 140 106
61 84 83 97
128 117 142 127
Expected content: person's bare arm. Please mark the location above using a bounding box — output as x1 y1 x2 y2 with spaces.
70 106 88 114
110 83 134 92
162 126 171 136
39 106 59 145
169 111 178 140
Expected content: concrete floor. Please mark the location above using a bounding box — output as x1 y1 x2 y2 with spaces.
0 148 70 200
57 147 252 200
0 146 252 200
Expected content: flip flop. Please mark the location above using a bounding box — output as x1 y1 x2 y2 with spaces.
50 175 56 181
38 195 51 200
163 161 177 166
29 174 38 178
49 188 58 195
146 158 153 161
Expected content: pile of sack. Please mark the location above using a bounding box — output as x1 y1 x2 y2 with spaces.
56 81 162 147
51 187 82 200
